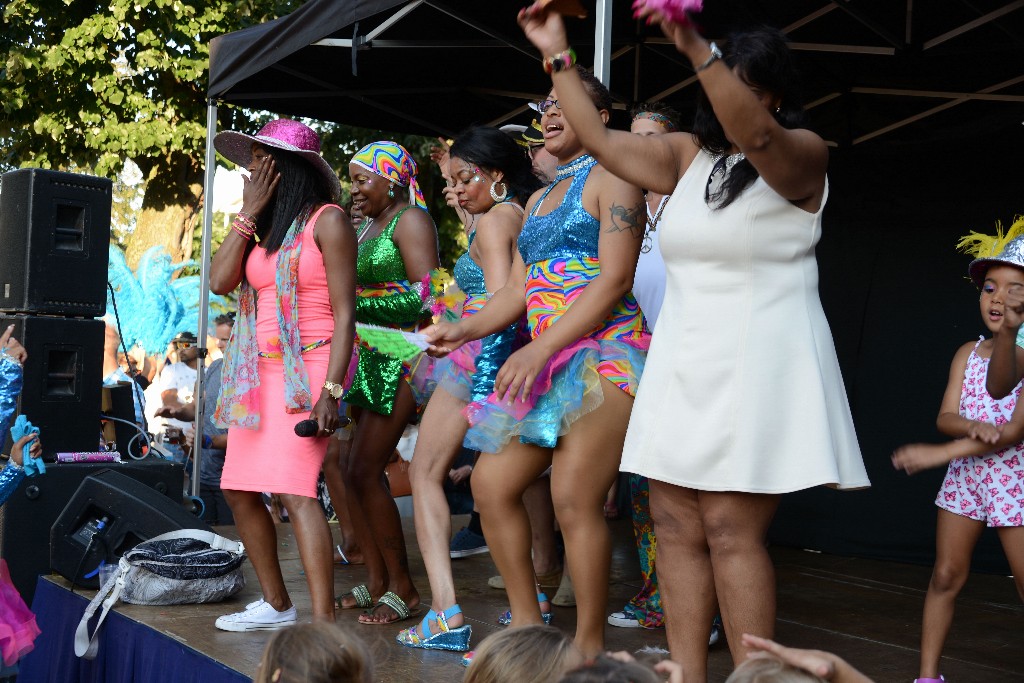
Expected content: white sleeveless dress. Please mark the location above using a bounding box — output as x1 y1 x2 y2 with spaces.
620 150 869 493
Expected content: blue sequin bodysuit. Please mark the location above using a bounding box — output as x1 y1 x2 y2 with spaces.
464 156 650 452
435 230 519 414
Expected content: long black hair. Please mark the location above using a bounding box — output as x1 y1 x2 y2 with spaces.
450 126 544 202
255 147 334 254
692 26 806 209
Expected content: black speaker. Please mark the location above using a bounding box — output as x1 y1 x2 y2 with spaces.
0 168 111 317
50 468 206 592
0 314 103 461
102 381 144 459
0 460 184 603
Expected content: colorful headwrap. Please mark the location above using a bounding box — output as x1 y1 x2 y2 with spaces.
632 111 678 133
351 141 427 209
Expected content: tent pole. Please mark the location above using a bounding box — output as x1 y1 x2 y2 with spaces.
594 0 612 86
191 98 218 503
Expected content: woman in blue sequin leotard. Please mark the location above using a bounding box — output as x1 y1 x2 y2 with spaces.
426 70 649 657
397 127 542 652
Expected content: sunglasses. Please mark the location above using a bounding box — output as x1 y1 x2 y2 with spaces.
532 99 561 114
174 341 195 349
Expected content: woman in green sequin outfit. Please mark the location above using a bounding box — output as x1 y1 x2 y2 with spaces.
336 141 440 625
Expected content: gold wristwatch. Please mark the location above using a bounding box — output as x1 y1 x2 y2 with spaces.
323 380 344 400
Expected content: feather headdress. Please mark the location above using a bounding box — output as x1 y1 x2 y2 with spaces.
958 215 1024 288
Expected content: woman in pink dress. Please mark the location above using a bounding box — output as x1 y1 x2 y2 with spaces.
209 119 356 631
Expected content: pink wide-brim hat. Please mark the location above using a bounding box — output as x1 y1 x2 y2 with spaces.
214 119 341 200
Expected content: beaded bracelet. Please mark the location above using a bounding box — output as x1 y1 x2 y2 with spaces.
543 47 577 75
231 219 255 240
235 213 256 232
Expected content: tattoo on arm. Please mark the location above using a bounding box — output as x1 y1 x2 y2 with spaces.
606 201 645 239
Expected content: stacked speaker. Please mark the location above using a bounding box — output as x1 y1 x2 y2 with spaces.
0 169 114 599
0 168 111 459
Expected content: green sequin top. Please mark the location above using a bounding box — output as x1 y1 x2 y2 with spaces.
354 207 424 327
357 207 413 285
343 206 434 416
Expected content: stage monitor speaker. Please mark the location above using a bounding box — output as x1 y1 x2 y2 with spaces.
102 381 144 459
0 314 104 461
0 168 111 317
0 460 184 603
50 467 202 592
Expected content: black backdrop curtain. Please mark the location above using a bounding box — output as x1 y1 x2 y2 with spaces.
769 120 1024 575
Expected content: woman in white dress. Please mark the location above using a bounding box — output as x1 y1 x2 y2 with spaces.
519 5 870 679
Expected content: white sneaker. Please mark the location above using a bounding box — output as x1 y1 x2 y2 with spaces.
607 611 643 628
215 599 297 632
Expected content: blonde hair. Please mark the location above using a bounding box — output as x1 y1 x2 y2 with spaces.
254 622 373 683
725 656 826 683
465 625 583 683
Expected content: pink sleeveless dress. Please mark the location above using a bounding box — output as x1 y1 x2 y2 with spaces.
220 205 337 498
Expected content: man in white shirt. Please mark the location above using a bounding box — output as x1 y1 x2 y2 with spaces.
147 331 199 461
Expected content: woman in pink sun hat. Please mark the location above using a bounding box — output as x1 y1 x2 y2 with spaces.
210 118 356 632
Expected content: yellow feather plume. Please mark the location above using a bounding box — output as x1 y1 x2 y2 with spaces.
957 215 1024 259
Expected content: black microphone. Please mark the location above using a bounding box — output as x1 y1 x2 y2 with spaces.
294 416 351 437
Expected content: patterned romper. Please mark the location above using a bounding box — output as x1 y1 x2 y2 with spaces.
936 338 1024 526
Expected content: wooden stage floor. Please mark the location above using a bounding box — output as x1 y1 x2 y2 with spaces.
62 514 1023 682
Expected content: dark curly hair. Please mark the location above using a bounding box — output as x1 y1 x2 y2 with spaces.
692 26 806 209
450 126 544 202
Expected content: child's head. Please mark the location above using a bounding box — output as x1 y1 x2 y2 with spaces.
558 654 661 683
725 656 826 683
465 625 583 683
254 622 373 683
977 263 1024 335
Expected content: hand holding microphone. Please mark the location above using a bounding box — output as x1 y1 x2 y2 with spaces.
294 415 351 437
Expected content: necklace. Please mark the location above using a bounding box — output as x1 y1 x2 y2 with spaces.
356 217 375 244
705 152 747 206
642 195 670 254
555 154 596 182
356 201 400 244
711 151 746 173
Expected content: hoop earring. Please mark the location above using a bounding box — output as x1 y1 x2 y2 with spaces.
489 181 508 203
388 184 395 198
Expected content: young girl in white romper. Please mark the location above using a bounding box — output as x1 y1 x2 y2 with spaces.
893 229 1024 683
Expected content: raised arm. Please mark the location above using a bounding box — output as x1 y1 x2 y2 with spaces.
988 286 1024 398
210 155 279 294
648 15 828 210
518 6 693 195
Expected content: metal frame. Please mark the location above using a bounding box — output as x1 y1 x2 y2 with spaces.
196 2 1024 472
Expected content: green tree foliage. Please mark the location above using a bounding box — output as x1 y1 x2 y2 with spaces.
0 0 301 267
0 0 467 275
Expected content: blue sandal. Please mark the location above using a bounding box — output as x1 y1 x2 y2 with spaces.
497 592 553 626
396 604 471 651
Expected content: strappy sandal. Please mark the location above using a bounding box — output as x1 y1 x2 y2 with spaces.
336 584 373 610
497 592 553 626
396 604 471 651
359 591 420 625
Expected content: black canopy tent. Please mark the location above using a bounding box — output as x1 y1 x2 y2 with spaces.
207 0 1024 142
198 1 1024 571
